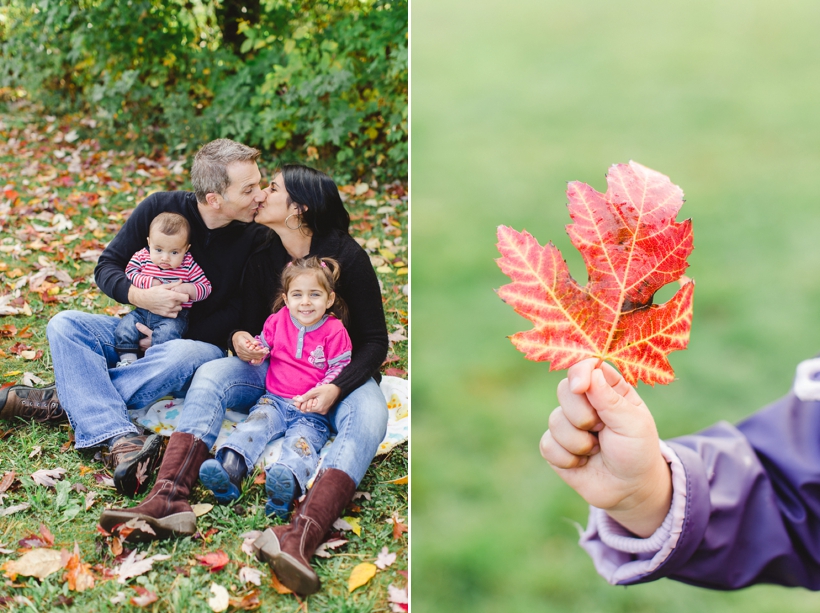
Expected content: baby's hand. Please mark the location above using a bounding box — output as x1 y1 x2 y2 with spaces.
539 359 672 537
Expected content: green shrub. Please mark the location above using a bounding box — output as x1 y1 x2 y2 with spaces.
0 0 407 182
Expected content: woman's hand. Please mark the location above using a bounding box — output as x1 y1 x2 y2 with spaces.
539 359 672 538
233 331 269 365
293 384 341 415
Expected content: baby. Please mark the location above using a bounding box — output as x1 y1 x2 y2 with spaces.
114 212 212 366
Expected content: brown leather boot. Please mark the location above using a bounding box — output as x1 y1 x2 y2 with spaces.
253 468 356 594
98 432 209 542
0 383 66 423
102 433 163 497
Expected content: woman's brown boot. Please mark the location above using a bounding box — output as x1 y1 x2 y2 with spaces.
253 468 356 595
99 432 210 542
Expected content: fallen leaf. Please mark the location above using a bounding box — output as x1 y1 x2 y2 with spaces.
28 445 41 458
496 161 694 386
240 531 263 556
375 546 397 570
388 584 409 612
39 524 55 546
0 503 29 517
192 503 213 517
84 491 97 511
31 467 66 487
383 475 408 485
333 516 362 536
2 548 63 580
348 562 377 592
270 572 293 594
315 538 348 558
64 543 95 592
116 517 156 541
238 566 262 586
0 471 15 493
388 513 408 540
130 585 158 607
208 582 230 612
196 550 230 572
228 589 262 610
115 549 171 583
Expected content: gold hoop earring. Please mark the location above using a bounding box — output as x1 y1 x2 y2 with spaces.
285 214 303 230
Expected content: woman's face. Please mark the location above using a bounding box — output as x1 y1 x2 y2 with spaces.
256 173 299 227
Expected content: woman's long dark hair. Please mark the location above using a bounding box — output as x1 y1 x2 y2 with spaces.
281 164 350 237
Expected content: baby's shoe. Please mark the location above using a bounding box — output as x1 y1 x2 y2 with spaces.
265 465 298 519
199 449 247 504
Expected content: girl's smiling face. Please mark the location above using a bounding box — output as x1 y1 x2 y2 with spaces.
283 271 335 327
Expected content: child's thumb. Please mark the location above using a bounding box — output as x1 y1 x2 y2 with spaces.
586 367 649 434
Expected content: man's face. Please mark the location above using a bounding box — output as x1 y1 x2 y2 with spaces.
218 161 266 223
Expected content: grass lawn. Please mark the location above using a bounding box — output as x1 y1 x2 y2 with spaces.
0 99 407 611
412 0 820 610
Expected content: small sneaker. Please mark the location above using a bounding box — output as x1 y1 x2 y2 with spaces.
103 433 162 497
0 383 66 423
115 360 134 368
265 465 298 519
199 459 242 504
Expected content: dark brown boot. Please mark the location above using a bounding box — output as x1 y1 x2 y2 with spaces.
99 432 210 542
102 433 163 497
253 468 356 594
0 383 66 423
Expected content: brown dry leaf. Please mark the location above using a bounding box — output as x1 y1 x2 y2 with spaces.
2 548 63 580
270 572 293 594
115 549 171 584
228 589 262 610
130 585 158 607
31 467 66 487
348 562 377 592
389 513 408 540
0 471 15 494
64 543 95 592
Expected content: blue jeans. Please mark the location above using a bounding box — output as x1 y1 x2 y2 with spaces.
176 356 389 485
217 393 331 493
115 307 189 353
46 310 224 448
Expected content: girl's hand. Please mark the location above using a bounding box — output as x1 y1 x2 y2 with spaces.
233 331 269 364
293 384 341 415
539 359 672 537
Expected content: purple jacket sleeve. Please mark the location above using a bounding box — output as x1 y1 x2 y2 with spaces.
589 387 820 590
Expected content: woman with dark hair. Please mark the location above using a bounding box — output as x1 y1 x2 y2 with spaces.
100 164 390 595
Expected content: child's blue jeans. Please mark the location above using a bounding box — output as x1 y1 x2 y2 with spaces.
215 392 331 494
114 307 189 353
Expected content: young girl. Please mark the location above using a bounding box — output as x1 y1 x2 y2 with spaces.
198 256 351 519
543 357 820 590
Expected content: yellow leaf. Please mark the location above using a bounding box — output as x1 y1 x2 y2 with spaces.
342 516 362 536
4 371 22 377
192 503 213 517
384 475 408 485
7 268 24 278
348 562 377 592
379 248 397 260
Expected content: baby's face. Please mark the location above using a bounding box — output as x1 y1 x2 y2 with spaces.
147 230 189 270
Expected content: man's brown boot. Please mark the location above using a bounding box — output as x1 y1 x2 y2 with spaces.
102 433 163 497
99 432 210 542
0 383 66 423
253 468 356 595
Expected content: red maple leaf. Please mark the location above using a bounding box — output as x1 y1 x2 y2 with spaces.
195 550 230 572
496 161 694 386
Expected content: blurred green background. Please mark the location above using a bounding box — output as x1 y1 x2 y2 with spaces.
412 0 820 610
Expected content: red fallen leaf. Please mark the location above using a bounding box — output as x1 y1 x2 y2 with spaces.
195 549 230 572
8 342 32 356
496 161 694 386
39 524 55 547
390 512 408 540
130 585 158 607
383 368 407 377
3 189 19 201
0 324 17 337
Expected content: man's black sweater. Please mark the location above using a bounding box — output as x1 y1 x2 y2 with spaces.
94 191 266 349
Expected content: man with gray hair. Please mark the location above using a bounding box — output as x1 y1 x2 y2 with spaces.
0 139 268 496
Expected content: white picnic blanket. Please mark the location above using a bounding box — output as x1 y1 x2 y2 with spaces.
129 376 408 471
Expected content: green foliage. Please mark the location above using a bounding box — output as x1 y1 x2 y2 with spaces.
0 0 407 182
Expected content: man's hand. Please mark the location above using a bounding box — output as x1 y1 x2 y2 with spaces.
232 331 269 365
539 359 672 537
176 283 198 301
128 281 188 317
293 384 341 415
